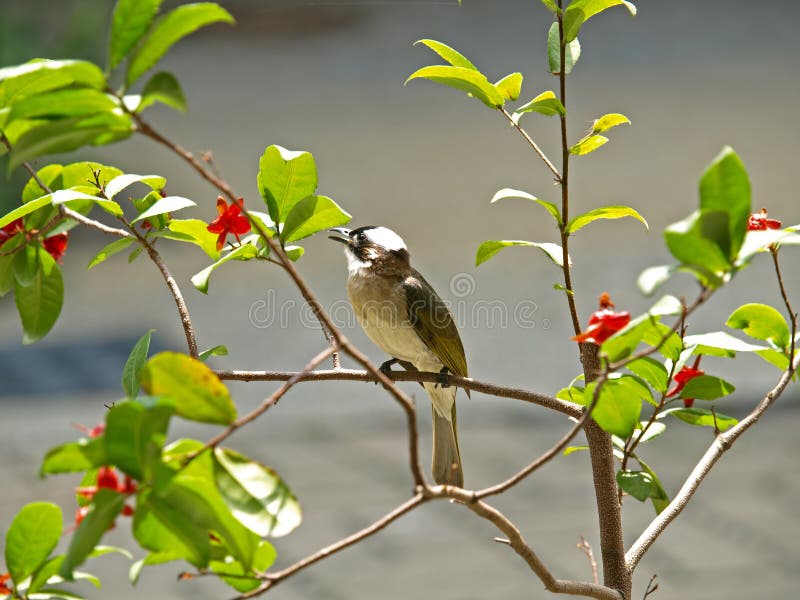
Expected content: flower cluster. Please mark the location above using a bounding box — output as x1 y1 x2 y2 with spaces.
0 218 69 264
667 356 704 407
207 196 251 251
0 573 11 595
747 208 781 231
573 292 631 345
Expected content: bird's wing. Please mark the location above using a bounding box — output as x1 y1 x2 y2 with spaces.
403 270 468 378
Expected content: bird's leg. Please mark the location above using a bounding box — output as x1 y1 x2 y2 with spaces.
435 366 451 389
378 358 399 383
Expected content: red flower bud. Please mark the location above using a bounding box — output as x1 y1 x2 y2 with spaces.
96 466 120 490
667 356 704 407
43 233 69 263
747 208 782 231
573 292 631 345
121 504 135 517
0 218 24 247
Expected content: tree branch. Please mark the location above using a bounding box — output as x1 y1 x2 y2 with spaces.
625 350 800 571
500 108 562 182
216 367 581 418
771 247 797 370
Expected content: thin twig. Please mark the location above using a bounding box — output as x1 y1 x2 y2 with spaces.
473 372 605 499
642 575 659 598
216 368 581 418
771 246 797 371
500 108 562 182
625 349 800 571
577 536 599 586
191 347 335 461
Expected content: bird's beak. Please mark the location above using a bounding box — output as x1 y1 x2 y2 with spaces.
328 227 351 246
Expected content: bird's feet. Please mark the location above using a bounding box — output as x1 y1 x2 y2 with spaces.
378 358 399 384
435 366 451 389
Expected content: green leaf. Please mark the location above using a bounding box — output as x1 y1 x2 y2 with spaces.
601 313 660 363
547 22 581 74
636 457 670 514
126 3 235 87
137 71 187 112
634 421 666 444
0 60 106 106
132 195 195 222
699 146 751 261
122 329 156 398
664 210 733 280
662 407 737 432
540 0 559 13
213 447 302 538
586 375 644 438
60 489 126 579
726 303 790 350
140 352 237 425
210 540 276 593
406 65 505 108
165 218 221 260
105 398 174 481
5 502 62 585
0 196 53 228
563 445 588 456
413 39 477 70
280 195 351 243
257 145 318 226
756 348 790 371
109 0 162 71
592 113 630 134
569 134 609 155
8 89 119 121
48 188 123 217
87 237 136 269
684 331 767 356
490 188 562 225
7 113 133 174
14 248 63 344
190 242 258 294
737 228 796 265
494 72 523 101
563 0 637 43
476 240 568 268
199 345 228 361
678 375 735 401
40 438 107 476
617 470 654 502
566 205 648 234
105 173 166 200
626 357 669 394
637 265 675 297
513 90 565 119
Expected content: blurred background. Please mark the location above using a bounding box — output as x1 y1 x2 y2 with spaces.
1 0 799 598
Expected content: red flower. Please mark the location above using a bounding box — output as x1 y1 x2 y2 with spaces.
207 196 250 251
573 292 631 345
667 356 704 407
42 233 69 263
0 218 24 247
73 466 137 529
74 422 105 438
747 208 782 231
0 572 12 595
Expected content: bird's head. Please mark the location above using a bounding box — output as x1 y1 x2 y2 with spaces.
329 226 410 275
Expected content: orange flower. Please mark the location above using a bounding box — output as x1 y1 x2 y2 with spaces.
207 196 251 251
573 292 631 345
747 208 781 231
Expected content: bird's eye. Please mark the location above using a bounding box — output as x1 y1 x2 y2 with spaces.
356 232 367 243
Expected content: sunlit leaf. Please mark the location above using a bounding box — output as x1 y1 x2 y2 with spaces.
661 407 737 432
406 65 505 108
138 71 187 112
413 39 477 70
105 173 166 200
679 375 735 401
109 0 162 71
547 22 581 74
563 0 637 43
132 196 195 222
592 113 630 133
476 240 568 268
60 490 126 579
494 72 523 101
14 248 63 344
566 205 647 234
257 145 317 226
88 237 136 269
490 188 561 225
281 195 351 243
122 329 156 398
726 303 790 350
513 90 565 120
5 502 62 585
190 242 258 294
570 134 609 156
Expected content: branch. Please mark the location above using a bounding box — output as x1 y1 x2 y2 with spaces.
191 347 336 461
771 247 797 370
473 374 604 499
236 493 427 598
625 349 800 571
500 108 562 182
216 368 581 418
577 537 599 586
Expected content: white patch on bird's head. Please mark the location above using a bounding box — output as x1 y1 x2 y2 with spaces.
345 246 372 275
361 226 407 251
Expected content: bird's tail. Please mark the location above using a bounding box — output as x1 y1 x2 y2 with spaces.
431 400 463 487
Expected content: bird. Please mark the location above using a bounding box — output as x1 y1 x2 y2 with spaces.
329 226 467 487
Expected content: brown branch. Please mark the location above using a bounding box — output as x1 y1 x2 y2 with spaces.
625 349 800 571
578 536 599 586
500 108 562 182
216 367 581 418
237 493 427 598
642 575 659 598
771 247 797 370
473 373 604 499
192 347 335 461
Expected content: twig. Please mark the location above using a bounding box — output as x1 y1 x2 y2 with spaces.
771 247 797 371
191 347 335 461
625 349 800 571
473 372 605 499
215 368 581 418
642 575 658 598
236 493 427 598
577 536 599 586
500 108 562 182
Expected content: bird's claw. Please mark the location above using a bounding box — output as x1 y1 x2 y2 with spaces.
377 358 399 384
435 367 451 389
